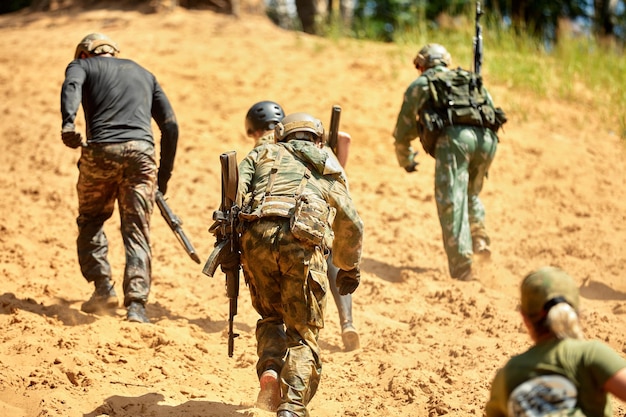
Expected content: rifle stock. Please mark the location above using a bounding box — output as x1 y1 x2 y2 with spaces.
327 105 341 155
202 151 240 357
155 191 201 264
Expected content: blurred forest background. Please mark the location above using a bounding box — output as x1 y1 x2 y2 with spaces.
2 0 625 47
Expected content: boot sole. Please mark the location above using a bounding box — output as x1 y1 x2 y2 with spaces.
256 372 280 411
342 328 361 351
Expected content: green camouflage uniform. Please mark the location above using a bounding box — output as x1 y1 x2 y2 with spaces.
254 132 275 148
238 139 363 417
393 64 498 278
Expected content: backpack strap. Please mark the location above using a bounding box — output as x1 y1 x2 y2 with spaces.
255 147 313 219
263 146 285 197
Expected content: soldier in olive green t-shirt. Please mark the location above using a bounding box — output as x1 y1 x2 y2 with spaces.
486 267 626 417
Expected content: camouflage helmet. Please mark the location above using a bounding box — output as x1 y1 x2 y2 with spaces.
413 43 451 70
74 33 120 59
275 112 324 143
245 101 285 135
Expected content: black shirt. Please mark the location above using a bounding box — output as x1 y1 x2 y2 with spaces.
61 56 178 174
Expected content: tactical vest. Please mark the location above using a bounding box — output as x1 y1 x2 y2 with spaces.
418 67 507 157
239 147 335 248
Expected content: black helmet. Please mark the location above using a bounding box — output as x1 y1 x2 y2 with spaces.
245 101 285 135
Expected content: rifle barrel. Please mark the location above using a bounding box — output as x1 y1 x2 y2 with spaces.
328 105 341 154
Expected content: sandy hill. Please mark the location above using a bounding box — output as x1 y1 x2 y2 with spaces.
1 4 625 417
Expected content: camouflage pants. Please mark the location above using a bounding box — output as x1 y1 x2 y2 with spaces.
434 127 498 278
76 140 157 306
240 219 328 417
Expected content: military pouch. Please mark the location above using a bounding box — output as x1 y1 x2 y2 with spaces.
259 195 297 218
419 109 445 157
450 107 484 127
290 194 331 247
494 107 507 130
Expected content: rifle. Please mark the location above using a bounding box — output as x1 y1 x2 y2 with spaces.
202 151 240 357
327 105 341 156
155 191 201 264
473 1 484 85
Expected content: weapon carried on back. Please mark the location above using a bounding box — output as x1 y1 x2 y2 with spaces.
471 0 507 130
473 1 484 78
155 191 201 264
327 105 341 156
202 151 240 357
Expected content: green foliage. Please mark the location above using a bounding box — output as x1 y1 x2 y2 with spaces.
319 4 625 138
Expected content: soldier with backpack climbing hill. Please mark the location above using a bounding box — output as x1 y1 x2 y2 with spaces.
392 43 506 281
244 101 360 354
238 111 363 417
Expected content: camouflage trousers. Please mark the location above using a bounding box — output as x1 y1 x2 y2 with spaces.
240 219 328 417
76 140 157 306
434 126 498 278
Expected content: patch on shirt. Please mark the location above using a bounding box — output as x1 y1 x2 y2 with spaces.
507 375 578 417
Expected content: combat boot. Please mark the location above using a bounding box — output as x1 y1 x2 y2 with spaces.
256 369 281 412
342 323 361 351
473 237 491 259
126 301 150 323
81 278 118 314
276 410 297 417
456 267 476 282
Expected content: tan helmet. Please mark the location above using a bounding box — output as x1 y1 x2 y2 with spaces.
413 43 451 70
274 112 324 143
74 33 120 59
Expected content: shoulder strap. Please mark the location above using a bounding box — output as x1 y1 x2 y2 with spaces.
264 146 285 197
264 146 312 198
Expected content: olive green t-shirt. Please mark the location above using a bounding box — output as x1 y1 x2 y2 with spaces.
486 338 626 417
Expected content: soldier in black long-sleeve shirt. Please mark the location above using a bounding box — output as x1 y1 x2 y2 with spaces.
60 33 179 323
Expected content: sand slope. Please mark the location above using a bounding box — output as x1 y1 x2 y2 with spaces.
0 5 625 417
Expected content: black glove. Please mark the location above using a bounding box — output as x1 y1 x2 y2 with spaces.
404 160 419 173
336 268 360 295
220 250 240 272
61 130 82 149
157 170 171 195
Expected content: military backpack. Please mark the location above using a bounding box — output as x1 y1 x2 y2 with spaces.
418 67 507 157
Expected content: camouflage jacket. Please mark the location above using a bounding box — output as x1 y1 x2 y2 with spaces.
238 139 363 271
254 131 275 148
